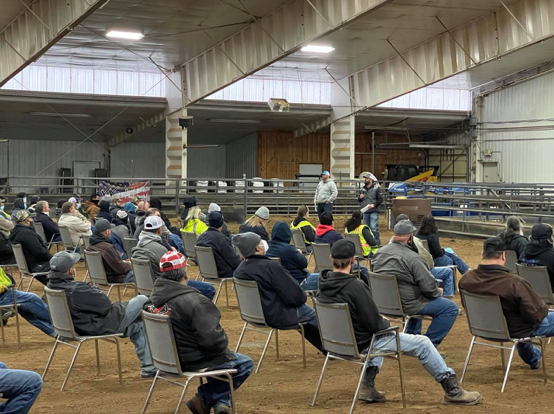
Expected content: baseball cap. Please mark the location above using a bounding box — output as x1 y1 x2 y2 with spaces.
94 218 111 234
15 210 30 223
483 237 506 254
50 251 80 273
68 197 78 203
160 251 186 272
322 170 329 176
531 223 553 241
144 215 163 230
394 220 416 235
331 239 356 259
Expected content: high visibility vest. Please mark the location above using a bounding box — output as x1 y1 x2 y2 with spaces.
0 210 9 220
346 224 378 256
181 219 208 236
290 220 316 245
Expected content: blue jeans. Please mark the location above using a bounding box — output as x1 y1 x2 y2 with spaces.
188 280 216 301
431 267 454 297
517 312 554 367
197 353 254 409
316 203 333 217
301 273 319 292
0 362 42 414
405 297 458 347
117 295 155 375
168 234 185 255
0 289 53 336
365 333 454 382
434 251 469 275
124 270 135 283
363 211 380 245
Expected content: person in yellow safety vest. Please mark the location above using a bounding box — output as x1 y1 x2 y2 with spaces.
344 211 379 256
290 205 316 250
181 206 208 236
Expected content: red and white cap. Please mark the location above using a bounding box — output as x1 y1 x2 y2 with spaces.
159 251 186 272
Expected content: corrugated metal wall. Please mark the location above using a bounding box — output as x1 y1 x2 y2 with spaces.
479 71 554 183
110 142 165 178
187 146 227 179
379 86 471 111
226 133 258 178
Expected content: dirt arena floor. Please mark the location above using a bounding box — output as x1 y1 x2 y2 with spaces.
3 216 554 413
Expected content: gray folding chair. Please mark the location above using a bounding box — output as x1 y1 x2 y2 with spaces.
84 250 137 300
132 258 154 296
140 311 238 414
123 237 138 260
58 225 80 252
311 299 406 413
12 244 49 292
0 283 20 348
291 229 312 264
82 234 91 249
233 278 306 373
504 250 518 273
460 289 548 392
312 243 333 273
42 287 123 391
516 264 554 305
195 246 233 306
268 256 282 265
344 232 370 266
368 272 432 331
182 231 200 279
34 221 62 251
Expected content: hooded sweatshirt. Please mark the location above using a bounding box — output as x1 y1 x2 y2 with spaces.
497 231 529 258
96 200 113 223
314 224 343 246
131 231 169 281
267 221 309 283
147 278 234 371
88 233 131 283
317 270 390 351
10 198 25 220
520 241 554 291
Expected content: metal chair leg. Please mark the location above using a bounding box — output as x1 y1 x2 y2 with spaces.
95 339 101 375
224 280 229 307
256 329 274 374
141 372 160 414
174 379 191 414
213 283 223 305
235 322 248 352
61 342 83 391
117 286 122 301
115 338 123 384
350 356 370 414
275 329 280 360
299 324 307 369
539 338 548 385
395 331 407 408
25 276 35 293
500 344 517 393
501 342 506 370
226 373 236 414
460 336 476 383
312 353 330 406
42 338 60 380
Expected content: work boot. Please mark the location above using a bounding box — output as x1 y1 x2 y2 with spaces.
358 366 386 403
213 402 232 414
440 373 483 405
186 394 209 414
1 310 13 325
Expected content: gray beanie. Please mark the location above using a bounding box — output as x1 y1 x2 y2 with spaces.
208 203 221 213
255 206 269 220
234 232 262 258
94 218 112 235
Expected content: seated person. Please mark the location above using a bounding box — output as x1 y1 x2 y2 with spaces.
54 199 65 219
317 240 482 405
0 222 15 265
0 198 10 220
498 216 529 258
345 211 379 256
181 205 208 236
314 211 343 246
416 215 469 274
520 224 554 291
239 207 270 241
180 196 206 223
84 193 100 221
27 196 41 215
0 268 54 336
131 216 215 300
0 362 43 414
134 208 183 254
290 205 316 251
47 251 156 378
58 202 92 248
9 210 52 281
10 198 26 221
87 219 134 283
197 212 241 279
146 252 254 414
150 197 179 235
124 201 137 234
208 203 232 239
109 196 124 216
372 220 458 347
234 232 323 352
267 221 315 284
460 237 552 369
112 210 131 240
96 200 113 223
34 201 61 243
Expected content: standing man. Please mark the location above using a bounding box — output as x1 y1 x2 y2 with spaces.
314 170 338 217
358 172 383 245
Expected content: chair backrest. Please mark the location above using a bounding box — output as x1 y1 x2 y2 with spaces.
195 246 219 280
58 226 75 249
12 244 30 275
516 264 554 304
34 221 48 244
461 290 512 341
132 258 154 296
312 243 332 273
84 250 109 285
123 238 138 259
141 311 183 375
420 239 430 253
367 272 405 318
504 250 518 273
44 287 79 340
291 229 307 253
182 232 197 259
233 278 267 326
82 234 91 249
344 233 364 258
313 298 360 358
268 256 282 265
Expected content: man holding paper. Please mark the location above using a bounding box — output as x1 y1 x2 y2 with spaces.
358 172 383 245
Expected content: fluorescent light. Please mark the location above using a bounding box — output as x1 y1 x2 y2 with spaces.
209 119 261 124
30 112 91 118
301 45 334 53
106 30 143 40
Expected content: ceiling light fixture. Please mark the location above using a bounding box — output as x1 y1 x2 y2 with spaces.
106 30 144 40
208 119 261 124
29 112 91 118
301 45 334 53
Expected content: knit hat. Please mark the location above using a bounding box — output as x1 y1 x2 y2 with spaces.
116 210 128 219
16 192 26 199
234 232 261 258
50 251 80 273
183 196 197 209
144 215 163 230
255 206 269 220
208 211 224 228
160 251 186 272
15 210 30 223
94 218 112 234
208 203 221 213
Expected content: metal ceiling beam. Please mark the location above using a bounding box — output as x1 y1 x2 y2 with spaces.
109 111 167 147
181 0 392 105
0 0 109 87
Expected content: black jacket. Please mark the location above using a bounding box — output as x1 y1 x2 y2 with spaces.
147 278 234 371
97 200 113 223
0 232 15 265
238 223 269 241
9 224 52 273
234 255 307 328
47 271 126 336
34 212 60 242
415 233 444 260
498 231 529 258
150 197 179 235
267 221 309 283
520 242 554 291
317 270 390 351
197 227 241 279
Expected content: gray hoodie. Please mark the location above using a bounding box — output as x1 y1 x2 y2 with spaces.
131 231 169 282
314 179 338 204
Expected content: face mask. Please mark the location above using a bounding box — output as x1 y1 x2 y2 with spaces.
77 203 81 209
24 204 27 209
23 197 27 203
0 205 4 211
261 240 269 255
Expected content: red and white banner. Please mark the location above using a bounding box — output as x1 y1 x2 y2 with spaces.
99 181 150 202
